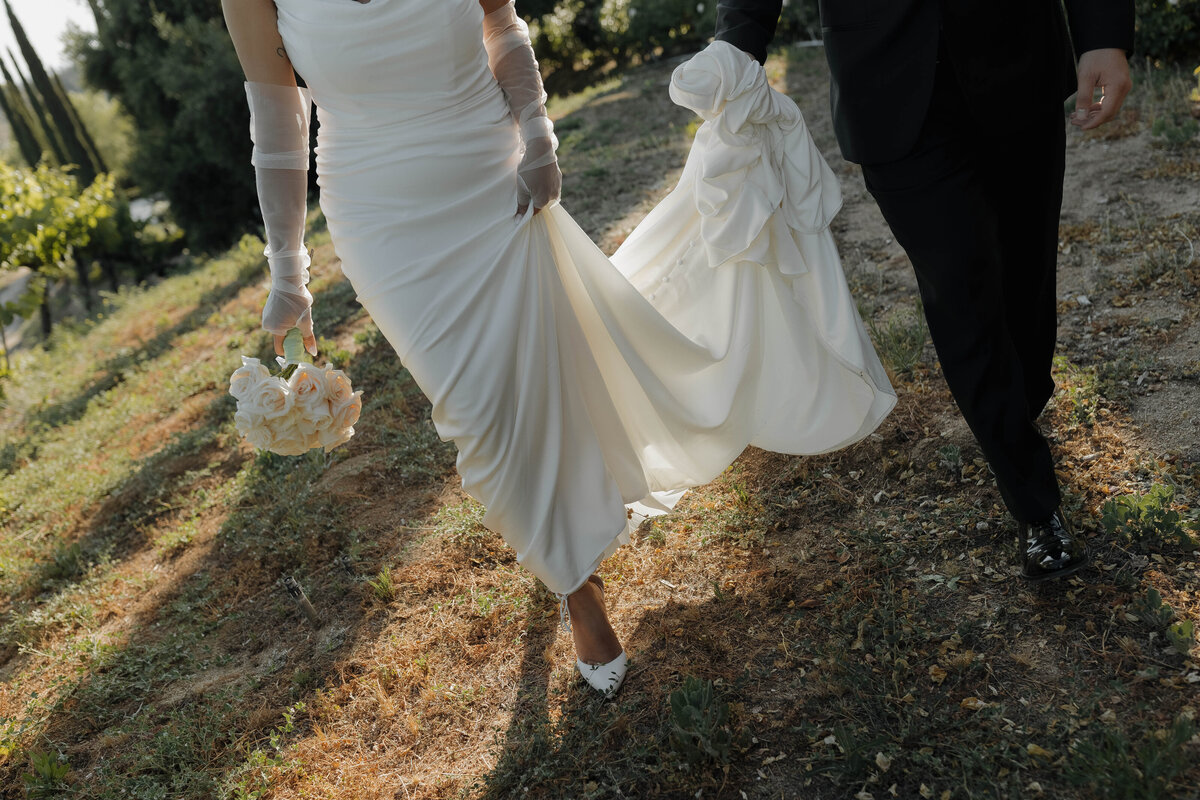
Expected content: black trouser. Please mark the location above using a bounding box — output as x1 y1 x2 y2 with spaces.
859 43 1065 523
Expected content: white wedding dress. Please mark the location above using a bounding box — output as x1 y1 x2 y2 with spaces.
273 0 895 595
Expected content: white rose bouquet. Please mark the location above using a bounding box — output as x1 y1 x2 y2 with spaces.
229 329 362 456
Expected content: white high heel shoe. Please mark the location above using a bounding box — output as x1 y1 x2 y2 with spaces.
561 576 628 699
576 651 628 698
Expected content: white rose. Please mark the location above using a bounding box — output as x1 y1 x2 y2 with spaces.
288 364 333 434
319 425 354 453
289 363 328 406
330 390 363 431
323 366 354 405
236 409 276 451
268 415 311 456
241 376 293 420
229 356 271 401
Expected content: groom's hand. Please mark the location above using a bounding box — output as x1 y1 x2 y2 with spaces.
1071 48 1132 131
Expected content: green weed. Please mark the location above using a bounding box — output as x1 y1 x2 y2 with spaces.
937 443 962 477
1166 619 1195 655
1055 356 1101 427
225 702 307 800
21 751 70 798
1101 484 1197 549
1151 114 1199 147
1131 586 1176 630
366 565 397 602
867 306 927 376
667 676 747 767
1065 716 1198 800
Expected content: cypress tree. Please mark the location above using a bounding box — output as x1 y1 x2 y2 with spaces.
8 52 68 165
52 72 108 174
4 0 95 184
0 68 42 165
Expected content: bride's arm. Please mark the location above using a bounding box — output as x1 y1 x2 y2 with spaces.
222 0 296 85
222 0 318 357
479 0 561 214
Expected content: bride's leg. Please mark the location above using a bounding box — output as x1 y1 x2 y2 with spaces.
566 575 623 666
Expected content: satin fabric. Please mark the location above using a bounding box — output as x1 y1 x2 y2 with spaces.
274 0 895 595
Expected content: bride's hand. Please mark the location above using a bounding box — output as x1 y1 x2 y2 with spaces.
264 291 318 357
517 133 561 214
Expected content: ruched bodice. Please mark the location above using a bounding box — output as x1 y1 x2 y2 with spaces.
269 1 894 595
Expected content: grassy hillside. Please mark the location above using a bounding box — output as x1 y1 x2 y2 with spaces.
0 49 1197 800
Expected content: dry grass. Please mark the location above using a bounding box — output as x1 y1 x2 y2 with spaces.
0 47 1197 800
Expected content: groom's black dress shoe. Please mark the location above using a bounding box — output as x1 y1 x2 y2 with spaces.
1018 509 1089 582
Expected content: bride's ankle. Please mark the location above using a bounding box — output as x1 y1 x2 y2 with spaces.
564 579 622 665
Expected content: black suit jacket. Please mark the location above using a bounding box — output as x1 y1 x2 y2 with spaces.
714 0 1135 164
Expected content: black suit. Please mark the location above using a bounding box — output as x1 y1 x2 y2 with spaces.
714 0 1134 523
716 2 1133 162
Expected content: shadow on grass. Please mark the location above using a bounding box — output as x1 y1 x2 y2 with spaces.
17 254 267 437
467 397 1200 799
0 290 458 795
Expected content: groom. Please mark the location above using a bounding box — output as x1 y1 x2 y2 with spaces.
714 0 1135 582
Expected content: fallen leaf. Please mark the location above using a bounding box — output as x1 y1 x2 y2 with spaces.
929 665 948 684
875 752 892 771
1026 743 1054 759
960 696 988 711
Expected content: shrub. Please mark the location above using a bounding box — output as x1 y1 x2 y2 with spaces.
610 0 719 56
1101 484 1197 550
1135 0 1200 63
525 0 821 89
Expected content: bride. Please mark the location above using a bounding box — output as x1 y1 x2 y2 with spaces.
221 0 895 698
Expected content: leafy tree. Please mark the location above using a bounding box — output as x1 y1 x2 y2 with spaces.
70 0 266 250
0 163 115 338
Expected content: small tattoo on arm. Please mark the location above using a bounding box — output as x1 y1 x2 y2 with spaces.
277 46 287 59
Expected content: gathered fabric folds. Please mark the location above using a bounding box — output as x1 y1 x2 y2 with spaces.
274 0 895 595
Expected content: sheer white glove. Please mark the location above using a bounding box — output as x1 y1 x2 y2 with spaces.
482 1 561 213
245 81 318 353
